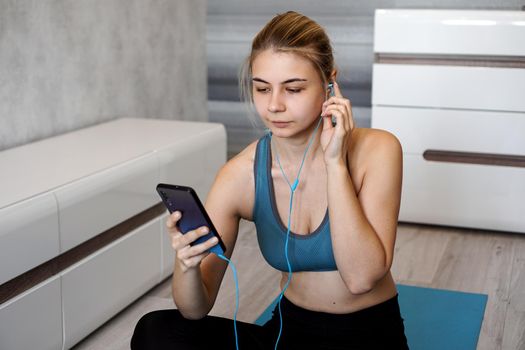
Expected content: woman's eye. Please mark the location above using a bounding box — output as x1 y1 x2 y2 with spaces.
287 88 302 93
256 88 270 93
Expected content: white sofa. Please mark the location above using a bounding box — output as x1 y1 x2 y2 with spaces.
0 118 226 349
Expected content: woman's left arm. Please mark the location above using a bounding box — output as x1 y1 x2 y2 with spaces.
327 133 402 295
321 82 403 295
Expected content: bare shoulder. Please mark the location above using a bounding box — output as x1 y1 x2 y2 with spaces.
347 128 402 193
209 140 259 220
217 140 258 182
349 127 402 166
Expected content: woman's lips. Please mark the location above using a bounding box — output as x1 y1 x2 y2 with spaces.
272 121 291 128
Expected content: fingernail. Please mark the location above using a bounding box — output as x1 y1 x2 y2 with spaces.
201 227 209 234
174 211 181 218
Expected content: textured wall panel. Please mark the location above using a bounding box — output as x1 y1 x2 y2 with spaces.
0 0 207 151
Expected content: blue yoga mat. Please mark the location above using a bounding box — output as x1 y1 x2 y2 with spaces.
254 284 487 350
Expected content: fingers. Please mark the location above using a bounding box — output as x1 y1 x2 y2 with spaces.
323 103 349 133
177 251 210 269
322 111 333 131
175 231 219 271
171 225 213 250
166 211 181 229
167 211 209 245
323 82 354 131
332 80 344 98
178 235 219 257
165 211 220 264
176 234 219 267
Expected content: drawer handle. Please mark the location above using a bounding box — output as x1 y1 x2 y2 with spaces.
375 53 525 69
423 150 525 168
0 203 166 305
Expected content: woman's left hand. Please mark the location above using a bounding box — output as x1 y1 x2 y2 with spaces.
320 81 355 166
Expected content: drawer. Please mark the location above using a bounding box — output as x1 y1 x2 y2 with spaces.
372 64 525 112
0 193 59 285
374 10 525 57
55 155 159 252
400 154 525 233
0 276 62 350
61 217 162 349
371 106 525 155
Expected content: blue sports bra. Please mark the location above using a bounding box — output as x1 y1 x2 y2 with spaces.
252 134 338 272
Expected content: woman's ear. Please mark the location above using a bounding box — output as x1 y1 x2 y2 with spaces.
329 69 337 83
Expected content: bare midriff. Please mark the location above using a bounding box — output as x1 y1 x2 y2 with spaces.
282 270 398 314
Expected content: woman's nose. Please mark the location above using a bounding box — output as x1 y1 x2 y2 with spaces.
268 91 285 113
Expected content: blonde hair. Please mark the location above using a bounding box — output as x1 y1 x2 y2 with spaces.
239 11 335 126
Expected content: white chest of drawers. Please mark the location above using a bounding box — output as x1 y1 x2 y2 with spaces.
371 10 525 233
0 118 226 349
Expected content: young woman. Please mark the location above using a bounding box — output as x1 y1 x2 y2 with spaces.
131 11 408 349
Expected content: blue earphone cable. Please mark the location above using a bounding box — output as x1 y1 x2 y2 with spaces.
274 117 324 192
273 190 295 349
271 115 324 349
217 254 240 350
213 86 332 350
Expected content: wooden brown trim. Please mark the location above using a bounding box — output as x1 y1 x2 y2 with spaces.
375 53 525 69
0 203 166 305
423 150 525 168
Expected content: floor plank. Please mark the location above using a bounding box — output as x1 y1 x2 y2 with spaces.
502 237 525 350
392 223 451 285
433 230 516 350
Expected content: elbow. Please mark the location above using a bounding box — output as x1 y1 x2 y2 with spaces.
179 309 207 320
344 257 392 295
343 270 388 295
175 300 210 320
173 298 212 320
346 280 374 295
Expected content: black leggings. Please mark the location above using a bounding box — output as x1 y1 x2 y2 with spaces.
131 295 409 349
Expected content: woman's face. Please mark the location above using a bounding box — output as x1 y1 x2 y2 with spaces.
251 49 326 138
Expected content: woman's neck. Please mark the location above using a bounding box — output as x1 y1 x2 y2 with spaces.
270 118 323 171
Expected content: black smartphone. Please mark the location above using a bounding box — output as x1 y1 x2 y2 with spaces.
156 183 226 255
328 81 337 126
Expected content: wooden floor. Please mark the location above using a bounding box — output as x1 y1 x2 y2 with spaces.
73 220 525 350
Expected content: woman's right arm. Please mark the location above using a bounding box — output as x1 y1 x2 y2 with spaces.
167 211 228 319
167 154 252 319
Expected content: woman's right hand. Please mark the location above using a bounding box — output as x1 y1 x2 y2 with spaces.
167 211 219 273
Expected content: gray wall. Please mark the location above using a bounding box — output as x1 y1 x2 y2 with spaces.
0 0 207 152
207 0 524 157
